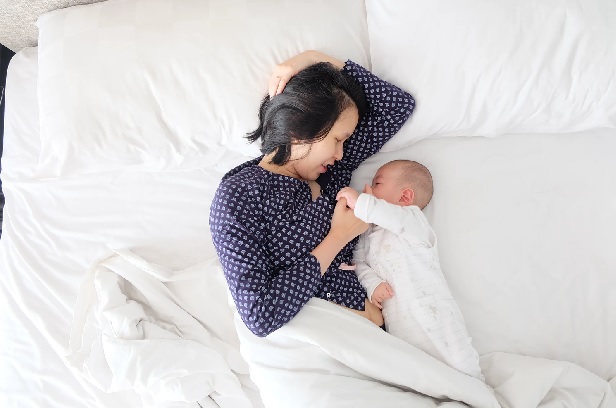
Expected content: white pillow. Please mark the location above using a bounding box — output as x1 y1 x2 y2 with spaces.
366 0 616 150
36 0 370 177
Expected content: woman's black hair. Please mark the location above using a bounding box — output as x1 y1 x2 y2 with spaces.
246 62 368 165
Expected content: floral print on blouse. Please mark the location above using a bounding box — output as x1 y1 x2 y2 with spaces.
210 60 415 337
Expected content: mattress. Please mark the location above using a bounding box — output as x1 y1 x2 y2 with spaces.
2 27 616 408
0 47 257 407
0 0 616 408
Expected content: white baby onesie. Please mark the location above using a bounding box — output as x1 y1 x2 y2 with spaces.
354 193 483 379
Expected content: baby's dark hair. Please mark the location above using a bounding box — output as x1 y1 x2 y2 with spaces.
246 62 368 165
387 160 434 209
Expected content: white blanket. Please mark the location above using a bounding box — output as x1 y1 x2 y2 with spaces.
236 299 616 408
67 249 263 408
68 250 616 408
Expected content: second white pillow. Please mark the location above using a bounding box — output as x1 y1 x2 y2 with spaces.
366 0 616 150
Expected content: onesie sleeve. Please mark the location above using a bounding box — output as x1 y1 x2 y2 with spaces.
354 193 429 246
353 234 386 301
210 180 323 337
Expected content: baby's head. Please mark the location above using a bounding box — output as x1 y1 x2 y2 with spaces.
370 160 433 209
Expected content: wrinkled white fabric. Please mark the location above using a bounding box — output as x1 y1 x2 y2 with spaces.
236 297 497 408
67 249 262 408
236 297 616 408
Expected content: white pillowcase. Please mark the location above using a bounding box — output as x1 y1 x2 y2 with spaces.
36 0 370 177
366 0 616 150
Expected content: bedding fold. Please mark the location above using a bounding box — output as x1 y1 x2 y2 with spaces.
64 249 616 408
236 297 616 408
236 297 498 408
67 249 262 408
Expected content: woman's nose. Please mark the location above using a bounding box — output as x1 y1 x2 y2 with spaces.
334 143 344 161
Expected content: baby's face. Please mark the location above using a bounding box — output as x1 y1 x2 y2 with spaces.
370 164 405 206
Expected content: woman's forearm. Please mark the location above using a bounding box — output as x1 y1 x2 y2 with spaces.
311 230 349 275
305 50 345 70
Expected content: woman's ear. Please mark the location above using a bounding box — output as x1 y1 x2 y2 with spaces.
399 188 415 206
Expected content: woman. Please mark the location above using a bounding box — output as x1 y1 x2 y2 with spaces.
209 50 415 337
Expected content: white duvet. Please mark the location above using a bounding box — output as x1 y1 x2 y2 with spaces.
67 250 616 408
67 250 262 408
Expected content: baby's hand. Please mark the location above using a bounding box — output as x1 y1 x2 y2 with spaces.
336 187 360 210
370 282 394 309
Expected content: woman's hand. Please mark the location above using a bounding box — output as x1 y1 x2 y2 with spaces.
310 198 367 275
268 50 345 97
330 197 368 241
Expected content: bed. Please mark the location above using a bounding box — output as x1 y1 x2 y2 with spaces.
1 0 615 407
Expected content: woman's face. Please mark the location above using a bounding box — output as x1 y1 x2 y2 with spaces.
286 106 359 181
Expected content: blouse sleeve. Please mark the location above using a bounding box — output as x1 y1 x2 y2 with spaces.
210 182 323 337
338 60 415 173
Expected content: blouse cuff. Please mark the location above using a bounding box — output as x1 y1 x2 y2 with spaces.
304 253 325 289
342 59 364 77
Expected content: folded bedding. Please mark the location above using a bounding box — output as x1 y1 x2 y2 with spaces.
68 250 616 408
68 249 261 408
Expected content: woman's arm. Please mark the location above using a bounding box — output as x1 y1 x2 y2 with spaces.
210 185 366 337
311 197 368 274
268 51 414 169
212 217 322 337
337 61 415 173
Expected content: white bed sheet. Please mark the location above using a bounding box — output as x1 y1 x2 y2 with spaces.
2 47 615 407
0 48 161 407
351 130 616 381
0 47 250 407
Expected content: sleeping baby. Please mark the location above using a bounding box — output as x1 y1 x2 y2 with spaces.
337 159 484 379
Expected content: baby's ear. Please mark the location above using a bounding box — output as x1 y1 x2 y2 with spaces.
400 188 414 206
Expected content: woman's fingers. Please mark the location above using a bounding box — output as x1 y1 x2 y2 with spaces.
268 64 295 97
268 51 322 97
332 198 368 238
268 73 282 98
334 196 348 214
275 76 286 96
268 74 287 98
336 187 352 202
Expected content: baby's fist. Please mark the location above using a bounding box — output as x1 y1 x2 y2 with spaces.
370 282 394 309
336 187 360 210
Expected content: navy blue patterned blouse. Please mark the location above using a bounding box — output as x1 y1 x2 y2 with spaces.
210 60 415 337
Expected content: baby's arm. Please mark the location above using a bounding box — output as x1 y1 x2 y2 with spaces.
354 193 428 245
371 282 394 309
353 234 391 307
